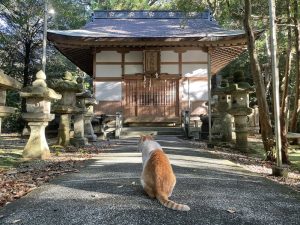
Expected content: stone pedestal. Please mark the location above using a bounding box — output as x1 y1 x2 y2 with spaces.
84 106 97 142
234 115 249 151
69 77 90 146
58 114 71 146
70 113 88 146
211 112 221 138
229 100 253 152
221 114 233 141
272 165 289 177
23 121 51 159
21 70 61 159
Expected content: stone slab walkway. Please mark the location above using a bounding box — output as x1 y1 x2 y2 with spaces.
0 136 300 225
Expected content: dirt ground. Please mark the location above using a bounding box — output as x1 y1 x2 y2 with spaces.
187 138 300 192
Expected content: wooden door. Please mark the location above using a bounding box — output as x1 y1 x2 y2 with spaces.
124 77 179 118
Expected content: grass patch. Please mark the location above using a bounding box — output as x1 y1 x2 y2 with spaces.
0 149 23 168
288 146 300 171
247 141 265 158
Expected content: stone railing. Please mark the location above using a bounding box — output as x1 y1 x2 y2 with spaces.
95 112 123 139
181 111 205 140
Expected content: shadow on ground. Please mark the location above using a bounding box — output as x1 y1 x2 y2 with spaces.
0 136 300 225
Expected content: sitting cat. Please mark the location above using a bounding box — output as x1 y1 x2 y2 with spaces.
138 135 190 211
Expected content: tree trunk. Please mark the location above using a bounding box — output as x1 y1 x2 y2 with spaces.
280 0 292 164
244 0 275 160
21 41 32 113
290 0 300 132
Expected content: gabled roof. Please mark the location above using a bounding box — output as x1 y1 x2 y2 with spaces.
50 10 243 39
47 10 261 76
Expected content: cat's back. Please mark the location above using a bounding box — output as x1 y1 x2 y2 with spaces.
147 149 174 175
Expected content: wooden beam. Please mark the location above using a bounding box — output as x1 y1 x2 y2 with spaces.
207 48 212 142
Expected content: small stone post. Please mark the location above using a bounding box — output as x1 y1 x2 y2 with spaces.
247 105 260 135
21 70 61 159
84 105 97 141
115 112 122 139
84 97 98 142
183 110 190 138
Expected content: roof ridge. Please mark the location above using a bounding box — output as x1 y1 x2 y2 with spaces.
92 10 213 21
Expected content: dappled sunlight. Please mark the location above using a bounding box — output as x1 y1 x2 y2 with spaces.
176 175 263 183
152 139 182 144
85 140 260 179
169 154 237 168
161 145 201 151
90 152 141 166
38 184 120 200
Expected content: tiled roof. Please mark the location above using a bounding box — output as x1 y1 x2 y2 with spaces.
47 10 260 76
49 10 244 38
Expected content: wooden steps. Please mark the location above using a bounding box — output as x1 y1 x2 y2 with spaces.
124 116 180 127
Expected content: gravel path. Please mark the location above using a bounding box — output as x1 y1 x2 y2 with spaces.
0 136 300 225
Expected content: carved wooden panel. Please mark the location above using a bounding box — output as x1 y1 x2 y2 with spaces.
144 51 160 74
124 76 179 118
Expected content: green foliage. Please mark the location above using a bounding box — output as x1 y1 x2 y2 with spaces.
2 111 24 133
51 145 64 156
91 0 170 10
2 90 24 133
0 0 90 85
49 0 88 30
0 149 22 168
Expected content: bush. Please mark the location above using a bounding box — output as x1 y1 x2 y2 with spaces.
1 90 23 133
2 111 24 133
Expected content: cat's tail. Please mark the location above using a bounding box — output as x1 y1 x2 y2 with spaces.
157 195 190 211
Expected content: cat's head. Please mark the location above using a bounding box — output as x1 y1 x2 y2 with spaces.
137 134 154 151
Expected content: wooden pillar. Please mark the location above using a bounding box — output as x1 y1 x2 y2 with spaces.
207 48 212 143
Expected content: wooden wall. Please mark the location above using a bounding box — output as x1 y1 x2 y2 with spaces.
93 49 209 116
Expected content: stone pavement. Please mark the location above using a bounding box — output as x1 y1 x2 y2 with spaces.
0 136 300 225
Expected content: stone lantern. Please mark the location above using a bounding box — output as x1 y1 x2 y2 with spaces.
211 79 233 142
48 71 83 146
21 70 61 159
69 77 88 146
84 97 97 142
0 70 22 134
227 71 254 151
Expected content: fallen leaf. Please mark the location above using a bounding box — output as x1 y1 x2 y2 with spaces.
226 208 236 214
91 194 98 198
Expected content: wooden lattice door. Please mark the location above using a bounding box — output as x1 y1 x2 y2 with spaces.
124 77 179 118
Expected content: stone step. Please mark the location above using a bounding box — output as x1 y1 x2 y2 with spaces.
121 127 184 137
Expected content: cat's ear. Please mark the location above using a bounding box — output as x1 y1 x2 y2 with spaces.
140 135 146 141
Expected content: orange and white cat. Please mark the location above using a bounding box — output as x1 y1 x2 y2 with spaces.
138 135 190 211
